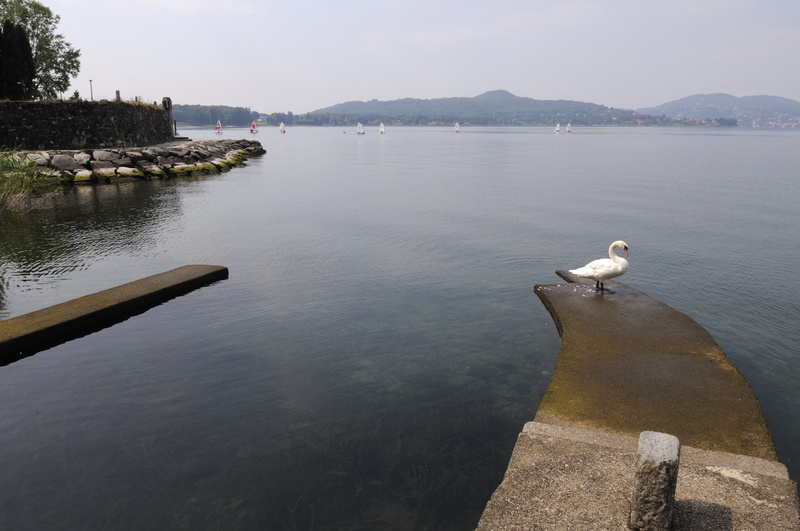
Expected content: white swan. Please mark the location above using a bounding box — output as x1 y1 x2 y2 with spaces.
569 240 629 292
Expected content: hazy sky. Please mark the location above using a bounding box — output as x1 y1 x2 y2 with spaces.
48 0 800 114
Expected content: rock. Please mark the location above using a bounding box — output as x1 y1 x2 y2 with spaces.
74 152 92 166
127 151 145 163
90 160 115 170
116 166 146 180
73 169 97 183
25 152 51 166
93 150 120 162
94 167 117 180
135 160 165 177
51 154 83 171
168 148 189 159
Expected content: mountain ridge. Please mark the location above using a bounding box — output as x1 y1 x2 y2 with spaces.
636 93 800 127
310 90 799 127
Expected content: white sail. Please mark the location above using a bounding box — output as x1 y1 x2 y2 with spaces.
555 123 561 134
454 122 460 133
215 120 223 134
279 122 286 133
566 122 572 133
379 123 386 134
250 120 258 133
356 123 365 134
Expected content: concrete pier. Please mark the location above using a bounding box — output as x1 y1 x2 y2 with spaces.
476 272 800 530
0 265 228 361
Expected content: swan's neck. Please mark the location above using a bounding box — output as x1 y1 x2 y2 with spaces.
608 244 627 265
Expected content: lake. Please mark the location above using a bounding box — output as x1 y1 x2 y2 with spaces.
1 125 798 530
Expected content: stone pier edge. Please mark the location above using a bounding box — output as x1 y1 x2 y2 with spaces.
0 265 228 361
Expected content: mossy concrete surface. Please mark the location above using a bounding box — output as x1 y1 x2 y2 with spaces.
475 272 799 530
0 265 228 359
535 271 777 461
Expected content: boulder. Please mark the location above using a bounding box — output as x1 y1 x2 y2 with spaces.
74 152 92 166
93 150 120 162
93 167 117 180
25 152 51 166
127 151 146 163
116 166 146 179
90 160 115 170
73 169 97 183
50 154 82 171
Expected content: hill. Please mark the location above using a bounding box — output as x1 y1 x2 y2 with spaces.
637 94 800 128
309 90 666 126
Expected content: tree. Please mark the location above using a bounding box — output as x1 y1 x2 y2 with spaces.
0 0 80 99
0 20 36 99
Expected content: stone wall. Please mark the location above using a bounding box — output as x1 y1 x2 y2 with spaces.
0 100 173 150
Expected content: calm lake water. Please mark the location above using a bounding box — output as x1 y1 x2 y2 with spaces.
1 126 798 530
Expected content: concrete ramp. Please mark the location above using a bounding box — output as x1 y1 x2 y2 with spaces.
475 272 800 530
0 265 228 362
535 270 776 460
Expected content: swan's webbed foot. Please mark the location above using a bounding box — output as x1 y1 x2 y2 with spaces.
596 281 615 294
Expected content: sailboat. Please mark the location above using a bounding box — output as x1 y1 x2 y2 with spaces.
379 123 386 134
279 122 286 134
215 120 223 134
554 123 561 134
454 122 460 133
250 120 258 134
356 123 365 135
566 123 572 134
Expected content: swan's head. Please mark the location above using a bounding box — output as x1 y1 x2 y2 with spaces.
613 240 629 255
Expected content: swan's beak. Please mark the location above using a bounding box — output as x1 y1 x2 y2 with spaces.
623 247 629 255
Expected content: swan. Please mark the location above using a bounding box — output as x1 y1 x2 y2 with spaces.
569 240 629 292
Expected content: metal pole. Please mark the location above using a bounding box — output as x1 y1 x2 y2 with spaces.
90 80 93 101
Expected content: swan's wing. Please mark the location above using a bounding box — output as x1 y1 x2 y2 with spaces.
570 258 618 280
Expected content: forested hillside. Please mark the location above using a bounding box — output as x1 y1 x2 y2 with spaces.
307 90 662 126
172 105 259 126
637 93 800 128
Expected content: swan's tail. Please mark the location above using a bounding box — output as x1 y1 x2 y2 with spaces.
569 267 592 277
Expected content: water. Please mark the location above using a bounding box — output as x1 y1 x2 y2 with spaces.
1 126 798 529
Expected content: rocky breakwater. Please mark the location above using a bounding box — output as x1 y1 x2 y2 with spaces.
21 139 265 183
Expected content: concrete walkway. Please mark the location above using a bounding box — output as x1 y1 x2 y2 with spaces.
0 265 228 361
476 272 799 530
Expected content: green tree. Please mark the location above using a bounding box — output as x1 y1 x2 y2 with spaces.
0 20 36 99
0 0 80 99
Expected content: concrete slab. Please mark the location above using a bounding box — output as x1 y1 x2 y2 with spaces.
476 422 800 530
475 272 799 529
0 265 228 361
534 271 777 461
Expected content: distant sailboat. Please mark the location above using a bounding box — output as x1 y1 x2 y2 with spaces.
215 120 223 134
250 120 258 134
566 122 572 134
554 123 561 134
454 122 461 133
356 123 365 135
279 122 286 133
379 123 386 134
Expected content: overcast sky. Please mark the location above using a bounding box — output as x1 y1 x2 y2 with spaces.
48 0 800 114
